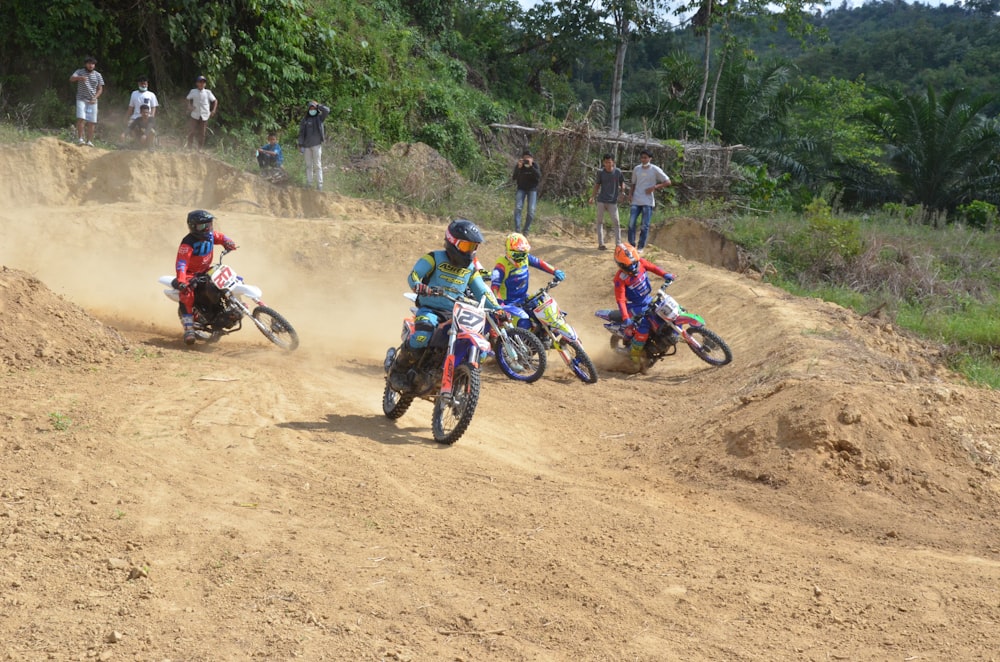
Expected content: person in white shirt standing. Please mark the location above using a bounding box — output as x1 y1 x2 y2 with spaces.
123 75 159 143
185 75 218 150
627 149 672 252
69 56 104 146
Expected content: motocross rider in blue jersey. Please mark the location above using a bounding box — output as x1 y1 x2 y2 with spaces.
389 219 503 390
490 232 565 309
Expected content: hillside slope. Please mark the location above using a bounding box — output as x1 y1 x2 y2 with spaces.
2 138 999 661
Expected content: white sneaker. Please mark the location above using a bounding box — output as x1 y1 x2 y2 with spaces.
77 138 85 145
85 141 94 147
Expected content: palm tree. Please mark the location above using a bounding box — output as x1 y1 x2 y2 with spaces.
863 85 1000 214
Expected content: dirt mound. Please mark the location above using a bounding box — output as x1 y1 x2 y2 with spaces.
0 266 129 369
0 136 442 223
2 138 1000 661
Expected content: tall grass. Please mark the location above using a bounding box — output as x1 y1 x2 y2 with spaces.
727 203 1000 388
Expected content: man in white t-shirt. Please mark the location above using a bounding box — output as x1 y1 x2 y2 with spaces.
627 149 671 252
185 75 218 150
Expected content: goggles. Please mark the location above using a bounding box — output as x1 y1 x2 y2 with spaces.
451 238 479 254
192 221 212 233
511 251 528 262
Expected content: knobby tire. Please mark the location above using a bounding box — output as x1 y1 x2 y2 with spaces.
251 305 300 351
432 363 480 445
495 327 547 383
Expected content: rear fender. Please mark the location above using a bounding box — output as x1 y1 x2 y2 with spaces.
158 276 180 302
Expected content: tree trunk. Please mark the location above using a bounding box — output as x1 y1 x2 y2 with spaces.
696 25 712 119
610 29 629 134
707 47 727 139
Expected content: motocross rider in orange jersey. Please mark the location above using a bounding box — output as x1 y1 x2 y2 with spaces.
172 210 238 345
613 242 675 370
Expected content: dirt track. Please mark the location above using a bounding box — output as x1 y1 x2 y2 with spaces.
2 138 1000 661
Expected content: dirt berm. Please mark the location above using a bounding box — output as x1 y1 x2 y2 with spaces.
2 137 999 661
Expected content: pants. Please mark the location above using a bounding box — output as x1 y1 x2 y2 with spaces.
628 205 654 249
257 153 278 169
514 188 537 234
303 145 323 189
408 308 445 349
187 118 208 148
595 202 621 247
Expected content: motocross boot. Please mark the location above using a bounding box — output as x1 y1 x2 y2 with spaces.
181 314 196 346
389 345 420 391
629 342 649 374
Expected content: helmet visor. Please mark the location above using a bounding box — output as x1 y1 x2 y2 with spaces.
452 238 479 254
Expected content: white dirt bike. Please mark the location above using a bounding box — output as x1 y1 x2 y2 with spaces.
158 250 299 350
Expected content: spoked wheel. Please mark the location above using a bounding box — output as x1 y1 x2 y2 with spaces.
494 327 547 383
556 337 598 384
432 364 480 445
684 326 733 366
251 306 300 351
383 383 414 419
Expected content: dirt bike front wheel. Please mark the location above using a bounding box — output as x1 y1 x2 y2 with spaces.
684 326 732 366
383 383 414 420
251 306 300 351
432 363 480 445
557 336 598 384
495 327 547 383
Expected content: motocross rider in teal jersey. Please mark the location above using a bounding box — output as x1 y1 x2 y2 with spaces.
389 219 503 390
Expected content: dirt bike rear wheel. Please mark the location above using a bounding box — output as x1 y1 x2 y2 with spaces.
383 383 414 419
251 306 300 351
495 327 547 383
432 363 480 445
684 326 732 366
557 336 598 384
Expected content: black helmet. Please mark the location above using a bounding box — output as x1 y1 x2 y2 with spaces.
444 218 483 268
187 209 215 238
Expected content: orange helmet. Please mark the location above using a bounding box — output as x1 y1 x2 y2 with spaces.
614 243 640 275
505 232 530 265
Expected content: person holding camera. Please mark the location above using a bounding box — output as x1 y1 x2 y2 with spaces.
297 100 330 191
511 150 541 235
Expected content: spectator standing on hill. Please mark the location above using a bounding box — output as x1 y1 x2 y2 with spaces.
588 153 626 251
297 100 330 191
512 150 541 235
69 56 104 146
185 76 218 150
627 149 671 252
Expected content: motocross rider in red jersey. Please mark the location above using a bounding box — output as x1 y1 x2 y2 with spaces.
613 242 674 371
172 209 238 345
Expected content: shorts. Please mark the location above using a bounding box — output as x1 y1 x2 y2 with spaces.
76 100 98 123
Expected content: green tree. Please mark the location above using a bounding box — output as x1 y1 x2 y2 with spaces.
862 85 1000 214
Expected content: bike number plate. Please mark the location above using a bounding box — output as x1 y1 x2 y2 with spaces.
533 295 560 324
454 301 486 334
210 265 239 291
655 295 681 321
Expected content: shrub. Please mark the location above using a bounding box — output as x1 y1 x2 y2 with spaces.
957 200 999 232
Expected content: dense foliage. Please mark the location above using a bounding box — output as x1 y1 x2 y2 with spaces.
2 0 1000 208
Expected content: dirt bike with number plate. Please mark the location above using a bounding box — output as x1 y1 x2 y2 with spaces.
158 250 299 350
514 279 598 384
594 279 731 370
382 290 493 445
